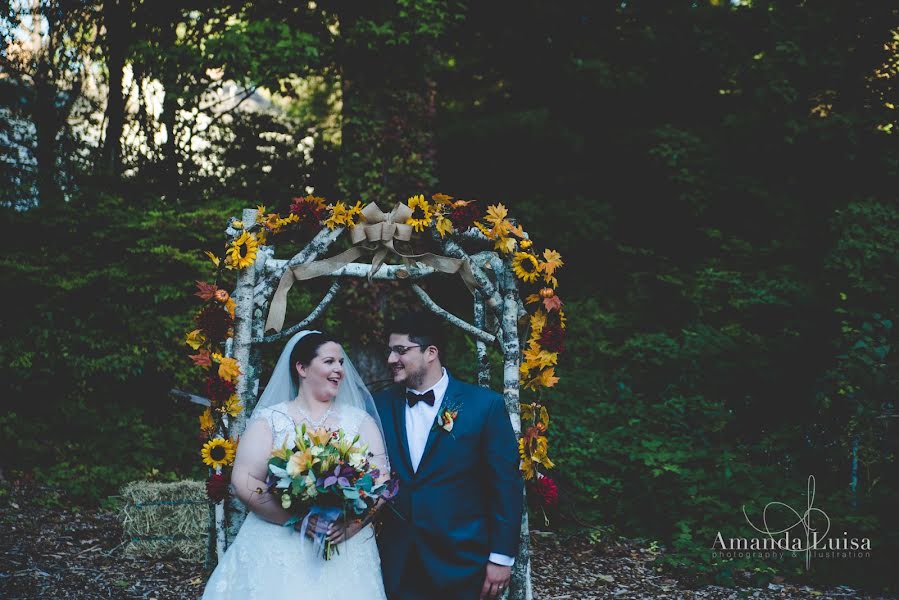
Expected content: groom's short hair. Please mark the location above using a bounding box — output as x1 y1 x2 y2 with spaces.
387 312 447 360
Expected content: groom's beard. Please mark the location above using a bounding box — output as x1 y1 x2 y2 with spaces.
399 365 427 389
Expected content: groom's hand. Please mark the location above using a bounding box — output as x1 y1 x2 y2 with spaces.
480 563 511 599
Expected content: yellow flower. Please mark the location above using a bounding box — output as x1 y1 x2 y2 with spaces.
407 194 433 232
307 427 332 446
227 231 258 269
435 215 453 238
201 437 236 469
512 252 540 283
204 251 221 267
255 229 268 246
198 408 215 434
232 220 244 229
519 239 533 249
287 448 315 477
224 395 243 417
186 329 206 350
255 205 267 221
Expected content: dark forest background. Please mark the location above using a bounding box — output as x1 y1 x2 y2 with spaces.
1 0 897 592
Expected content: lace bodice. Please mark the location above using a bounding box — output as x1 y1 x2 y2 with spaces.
250 402 371 451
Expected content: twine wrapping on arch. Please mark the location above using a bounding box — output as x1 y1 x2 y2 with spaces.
264 202 478 333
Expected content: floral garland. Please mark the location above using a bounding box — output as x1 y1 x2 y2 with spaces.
187 195 563 508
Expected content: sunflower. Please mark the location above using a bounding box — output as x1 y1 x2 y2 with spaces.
512 252 540 283
201 437 236 469
227 231 258 269
345 201 365 228
406 195 433 232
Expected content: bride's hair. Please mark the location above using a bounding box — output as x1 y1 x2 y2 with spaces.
289 331 339 386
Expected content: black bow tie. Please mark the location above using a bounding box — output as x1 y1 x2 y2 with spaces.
406 389 436 407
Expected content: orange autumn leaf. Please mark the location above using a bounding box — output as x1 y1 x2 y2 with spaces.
543 295 563 312
195 281 218 301
541 249 564 276
190 349 212 368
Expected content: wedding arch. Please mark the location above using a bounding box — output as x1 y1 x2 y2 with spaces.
186 195 565 600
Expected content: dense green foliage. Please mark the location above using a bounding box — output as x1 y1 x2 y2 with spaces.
1 0 897 592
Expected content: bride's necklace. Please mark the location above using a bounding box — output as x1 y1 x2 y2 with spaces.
295 398 334 429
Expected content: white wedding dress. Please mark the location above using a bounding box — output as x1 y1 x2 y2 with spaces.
201 402 388 600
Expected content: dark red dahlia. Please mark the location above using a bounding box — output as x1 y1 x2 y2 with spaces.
289 197 327 233
195 304 233 342
530 476 559 508
206 473 229 503
449 203 482 231
538 324 565 353
203 374 236 406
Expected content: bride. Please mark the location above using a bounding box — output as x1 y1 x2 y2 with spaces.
202 330 389 600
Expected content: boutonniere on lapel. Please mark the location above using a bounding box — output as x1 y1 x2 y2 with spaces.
432 399 463 435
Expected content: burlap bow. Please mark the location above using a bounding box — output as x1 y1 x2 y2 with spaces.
264 202 477 333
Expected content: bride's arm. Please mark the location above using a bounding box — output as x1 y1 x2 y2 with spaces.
230 419 295 526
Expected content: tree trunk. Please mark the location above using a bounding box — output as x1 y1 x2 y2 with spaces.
34 71 61 207
99 0 130 178
336 4 439 205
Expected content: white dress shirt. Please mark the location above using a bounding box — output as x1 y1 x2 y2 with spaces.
405 369 514 567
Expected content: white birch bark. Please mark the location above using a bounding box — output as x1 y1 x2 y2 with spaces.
224 208 259 547
498 264 531 600
261 260 439 281
473 290 490 388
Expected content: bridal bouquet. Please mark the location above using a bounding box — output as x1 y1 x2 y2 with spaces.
266 424 397 559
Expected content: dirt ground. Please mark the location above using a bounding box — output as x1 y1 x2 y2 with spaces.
0 480 893 600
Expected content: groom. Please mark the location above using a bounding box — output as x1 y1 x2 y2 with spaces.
373 312 523 600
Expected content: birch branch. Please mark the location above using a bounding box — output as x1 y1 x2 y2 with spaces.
255 280 342 344
473 291 491 388
259 226 344 291
432 231 504 315
410 284 496 345
259 260 439 283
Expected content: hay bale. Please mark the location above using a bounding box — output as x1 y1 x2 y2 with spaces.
119 479 208 561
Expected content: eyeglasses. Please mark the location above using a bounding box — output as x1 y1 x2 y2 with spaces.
386 344 422 356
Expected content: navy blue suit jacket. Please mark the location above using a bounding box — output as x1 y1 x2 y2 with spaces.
373 374 523 594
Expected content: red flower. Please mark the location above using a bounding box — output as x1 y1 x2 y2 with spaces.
530 476 559 508
290 197 327 233
538 324 565 353
195 304 233 342
203 374 236 406
206 473 229 503
449 203 482 231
